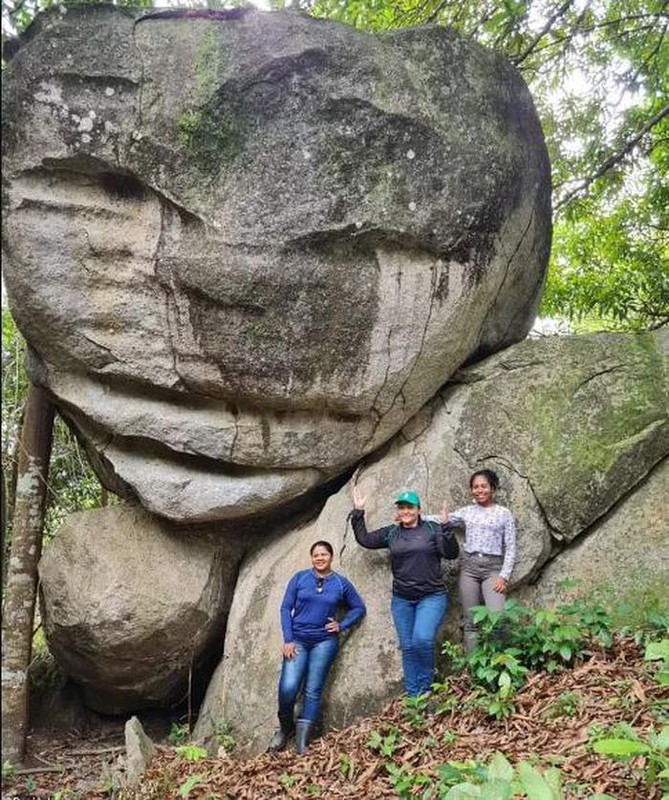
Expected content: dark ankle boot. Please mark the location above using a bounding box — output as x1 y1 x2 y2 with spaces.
295 718 315 754
267 715 294 753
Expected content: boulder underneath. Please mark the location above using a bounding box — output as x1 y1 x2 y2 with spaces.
195 329 667 753
38 505 245 713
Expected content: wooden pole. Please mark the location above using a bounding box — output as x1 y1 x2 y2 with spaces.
1 383 54 765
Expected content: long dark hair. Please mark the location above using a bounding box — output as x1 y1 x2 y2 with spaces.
310 540 334 556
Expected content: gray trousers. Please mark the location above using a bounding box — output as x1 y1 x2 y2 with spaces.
458 552 505 652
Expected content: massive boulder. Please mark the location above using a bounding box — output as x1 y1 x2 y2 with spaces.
2 6 550 521
195 329 668 753
38 505 245 713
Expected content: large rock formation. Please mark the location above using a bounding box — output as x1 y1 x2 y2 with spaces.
195 329 667 753
38 505 245 713
517 458 668 613
9 5 664 752
2 6 550 521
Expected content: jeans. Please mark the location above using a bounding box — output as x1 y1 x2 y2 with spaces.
277 637 339 723
391 592 447 697
459 552 505 652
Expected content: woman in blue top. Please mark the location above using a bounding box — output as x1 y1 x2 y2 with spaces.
267 540 366 755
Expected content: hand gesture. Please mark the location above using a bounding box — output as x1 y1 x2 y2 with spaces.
352 485 366 510
283 642 297 660
438 502 450 524
492 576 508 594
324 617 340 634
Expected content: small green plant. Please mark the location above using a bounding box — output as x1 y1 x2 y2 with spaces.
168 721 190 746
435 759 487 788
467 645 529 694
212 720 237 752
442 729 458 745
177 773 204 799
560 601 613 647
441 639 468 673
588 721 637 743
175 744 209 762
470 685 517 720
278 772 299 788
592 724 669 793
544 691 582 719
338 754 355 780
613 597 669 642
305 784 321 796
402 693 429 727
645 638 669 686
367 727 401 757
1 761 16 779
431 677 461 713
385 762 433 797
98 771 118 795
515 759 564 799
436 752 567 799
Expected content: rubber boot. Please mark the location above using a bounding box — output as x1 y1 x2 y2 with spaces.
295 718 315 755
267 714 294 753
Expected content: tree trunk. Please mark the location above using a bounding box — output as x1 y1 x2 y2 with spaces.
1 384 54 766
1 464 6 589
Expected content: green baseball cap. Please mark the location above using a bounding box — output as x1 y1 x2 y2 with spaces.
395 490 421 507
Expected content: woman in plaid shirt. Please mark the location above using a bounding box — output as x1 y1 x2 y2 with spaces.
441 469 516 653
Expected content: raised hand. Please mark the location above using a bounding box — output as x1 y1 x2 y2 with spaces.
438 502 450 524
352 485 366 510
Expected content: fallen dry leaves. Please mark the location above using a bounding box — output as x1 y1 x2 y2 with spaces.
4 637 667 799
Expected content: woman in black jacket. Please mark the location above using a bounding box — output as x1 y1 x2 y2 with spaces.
350 487 459 697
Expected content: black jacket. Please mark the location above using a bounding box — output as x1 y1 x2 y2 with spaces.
350 509 459 600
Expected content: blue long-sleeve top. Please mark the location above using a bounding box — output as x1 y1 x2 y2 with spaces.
280 569 366 645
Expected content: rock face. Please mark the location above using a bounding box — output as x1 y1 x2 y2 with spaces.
517 458 669 612
2 6 550 521
195 329 667 754
38 505 244 713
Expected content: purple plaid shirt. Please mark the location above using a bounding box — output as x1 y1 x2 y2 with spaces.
449 503 517 581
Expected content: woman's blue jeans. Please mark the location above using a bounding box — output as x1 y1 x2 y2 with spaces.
391 592 448 697
277 637 339 723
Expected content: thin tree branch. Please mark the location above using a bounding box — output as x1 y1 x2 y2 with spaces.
522 15 665 64
514 0 576 64
554 103 669 211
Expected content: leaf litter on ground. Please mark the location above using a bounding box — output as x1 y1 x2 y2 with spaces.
3 636 667 799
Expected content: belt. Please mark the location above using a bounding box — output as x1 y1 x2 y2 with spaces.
466 551 501 558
